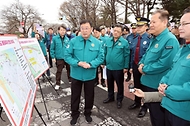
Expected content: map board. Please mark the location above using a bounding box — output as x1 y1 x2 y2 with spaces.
19 38 49 80
0 36 37 126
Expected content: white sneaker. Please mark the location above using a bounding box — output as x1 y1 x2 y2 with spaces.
54 85 60 90
61 81 64 84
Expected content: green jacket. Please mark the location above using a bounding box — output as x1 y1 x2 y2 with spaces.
160 44 190 121
105 36 130 70
38 38 47 56
99 36 107 54
140 28 179 89
50 34 69 60
31 31 35 38
64 35 104 81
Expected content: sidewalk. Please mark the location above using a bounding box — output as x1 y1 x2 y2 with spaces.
0 67 151 126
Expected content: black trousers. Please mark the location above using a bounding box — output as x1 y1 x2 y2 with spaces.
142 85 165 126
165 109 190 126
106 69 124 102
71 78 96 119
132 62 142 104
47 46 53 67
132 63 147 111
127 49 132 79
96 66 105 84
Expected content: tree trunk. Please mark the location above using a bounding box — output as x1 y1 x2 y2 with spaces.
124 0 128 24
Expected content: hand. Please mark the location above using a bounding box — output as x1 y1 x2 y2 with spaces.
101 65 105 68
52 58 56 62
78 61 85 67
82 62 91 69
78 62 90 69
123 69 128 73
129 68 133 74
158 84 168 96
133 88 145 98
138 64 145 75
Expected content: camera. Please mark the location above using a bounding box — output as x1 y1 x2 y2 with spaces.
128 84 135 93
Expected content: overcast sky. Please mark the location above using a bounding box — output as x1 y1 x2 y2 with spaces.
0 0 66 24
0 0 137 27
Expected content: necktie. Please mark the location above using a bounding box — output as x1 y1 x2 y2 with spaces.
134 36 141 64
50 35 52 42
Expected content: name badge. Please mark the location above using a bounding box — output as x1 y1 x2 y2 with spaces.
165 46 173 49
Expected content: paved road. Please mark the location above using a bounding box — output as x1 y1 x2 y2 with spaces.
0 66 151 126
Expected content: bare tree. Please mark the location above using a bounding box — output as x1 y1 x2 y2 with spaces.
118 0 159 20
59 0 99 28
1 2 43 36
100 0 119 25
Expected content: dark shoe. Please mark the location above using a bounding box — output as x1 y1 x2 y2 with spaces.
137 109 147 118
128 103 140 110
70 117 78 125
125 77 131 82
103 98 114 103
117 101 122 109
101 83 106 87
85 116 92 123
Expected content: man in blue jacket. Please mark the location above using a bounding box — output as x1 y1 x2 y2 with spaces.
50 26 69 90
64 20 104 125
128 17 150 118
138 9 180 126
126 23 138 82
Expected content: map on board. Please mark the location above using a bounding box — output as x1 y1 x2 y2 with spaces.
19 38 49 80
0 36 37 126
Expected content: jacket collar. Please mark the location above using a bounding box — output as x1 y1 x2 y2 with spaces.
155 28 169 41
79 34 93 42
111 36 123 43
140 32 148 39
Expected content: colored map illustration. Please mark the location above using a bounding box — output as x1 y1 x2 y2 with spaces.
0 48 30 123
0 36 37 126
21 43 49 79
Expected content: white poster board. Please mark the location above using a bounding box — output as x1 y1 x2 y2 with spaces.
19 38 49 80
0 36 37 126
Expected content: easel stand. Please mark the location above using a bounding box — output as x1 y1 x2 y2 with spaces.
37 79 50 120
0 104 5 122
34 105 47 126
43 74 59 95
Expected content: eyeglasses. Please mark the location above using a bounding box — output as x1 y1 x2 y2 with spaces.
80 27 91 31
179 22 190 27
